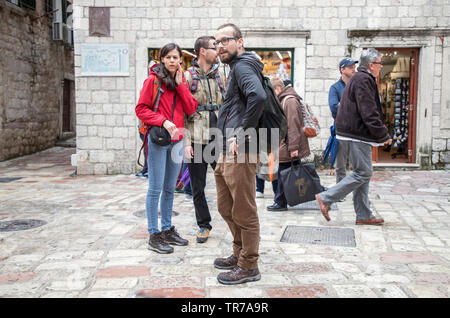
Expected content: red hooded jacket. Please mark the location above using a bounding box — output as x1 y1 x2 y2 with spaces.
135 65 198 142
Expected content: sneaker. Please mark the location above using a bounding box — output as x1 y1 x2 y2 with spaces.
161 226 188 246
217 266 261 285
148 232 174 254
256 191 264 198
214 255 238 270
135 171 148 178
266 203 287 211
196 228 210 243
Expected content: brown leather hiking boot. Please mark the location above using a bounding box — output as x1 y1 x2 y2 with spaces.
213 255 238 270
217 266 261 285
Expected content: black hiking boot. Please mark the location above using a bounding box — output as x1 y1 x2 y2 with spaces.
148 232 174 254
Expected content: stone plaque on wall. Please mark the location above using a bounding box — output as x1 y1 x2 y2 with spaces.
89 7 110 37
81 44 129 76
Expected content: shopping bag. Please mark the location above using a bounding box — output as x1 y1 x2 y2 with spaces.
279 160 324 206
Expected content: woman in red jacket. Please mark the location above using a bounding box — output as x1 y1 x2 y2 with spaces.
136 43 198 254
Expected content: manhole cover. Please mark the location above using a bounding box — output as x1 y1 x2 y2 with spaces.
0 219 47 232
0 177 23 183
289 201 338 211
280 226 356 247
133 210 179 218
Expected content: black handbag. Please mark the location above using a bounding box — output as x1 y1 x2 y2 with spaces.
149 93 177 146
279 159 324 206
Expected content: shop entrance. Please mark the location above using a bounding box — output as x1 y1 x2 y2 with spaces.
373 48 419 164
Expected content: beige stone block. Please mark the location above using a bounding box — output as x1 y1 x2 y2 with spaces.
91 278 138 289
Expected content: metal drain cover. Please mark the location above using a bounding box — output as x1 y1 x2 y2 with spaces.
289 201 338 211
133 210 179 218
280 226 356 247
0 177 23 183
0 219 47 232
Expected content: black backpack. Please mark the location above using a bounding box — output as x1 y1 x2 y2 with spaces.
258 75 288 153
232 65 288 154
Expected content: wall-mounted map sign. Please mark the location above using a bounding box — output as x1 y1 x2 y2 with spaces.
81 44 129 76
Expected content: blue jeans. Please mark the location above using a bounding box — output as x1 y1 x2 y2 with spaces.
146 140 183 235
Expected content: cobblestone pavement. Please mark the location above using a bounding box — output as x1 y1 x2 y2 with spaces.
0 147 449 298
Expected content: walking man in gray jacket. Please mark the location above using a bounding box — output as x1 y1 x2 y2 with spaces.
316 48 392 225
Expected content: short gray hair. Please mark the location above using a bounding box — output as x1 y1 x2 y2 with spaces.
359 48 382 69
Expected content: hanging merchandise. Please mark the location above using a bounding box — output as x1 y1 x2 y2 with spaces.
391 78 409 159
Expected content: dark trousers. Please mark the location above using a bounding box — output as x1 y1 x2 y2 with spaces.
274 160 300 207
256 176 278 194
187 143 217 230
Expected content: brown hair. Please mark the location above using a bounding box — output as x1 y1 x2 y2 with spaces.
270 77 285 90
216 23 243 39
158 43 182 91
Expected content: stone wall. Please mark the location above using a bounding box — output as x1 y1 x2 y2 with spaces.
0 0 75 161
72 0 450 174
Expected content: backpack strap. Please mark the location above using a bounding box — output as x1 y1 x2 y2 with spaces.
281 95 298 108
138 77 163 167
187 67 199 94
215 71 224 93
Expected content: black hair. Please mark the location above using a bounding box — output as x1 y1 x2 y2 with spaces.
194 36 216 55
158 43 182 91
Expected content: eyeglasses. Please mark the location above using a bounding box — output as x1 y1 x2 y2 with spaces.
205 46 217 50
372 61 383 65
215 37 238 47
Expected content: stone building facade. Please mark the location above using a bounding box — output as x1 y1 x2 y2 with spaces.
0 0 75 161
72 0 450 174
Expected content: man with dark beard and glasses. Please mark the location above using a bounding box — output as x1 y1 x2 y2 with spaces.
212 24 266 285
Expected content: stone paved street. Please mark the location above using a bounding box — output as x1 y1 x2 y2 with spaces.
0 147 449 298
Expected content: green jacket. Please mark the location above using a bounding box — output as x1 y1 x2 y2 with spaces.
184 60 228 146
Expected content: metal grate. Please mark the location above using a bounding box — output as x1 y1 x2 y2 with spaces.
0 219 47 232
0 177 23 183
288 200 339 211
280 226 356 247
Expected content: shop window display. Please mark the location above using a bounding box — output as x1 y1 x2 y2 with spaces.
250 50 293 81
378 52 412 162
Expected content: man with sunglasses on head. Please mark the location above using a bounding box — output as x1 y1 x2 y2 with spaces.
183 36 227 244
316 48 392 226
212 24 266 285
